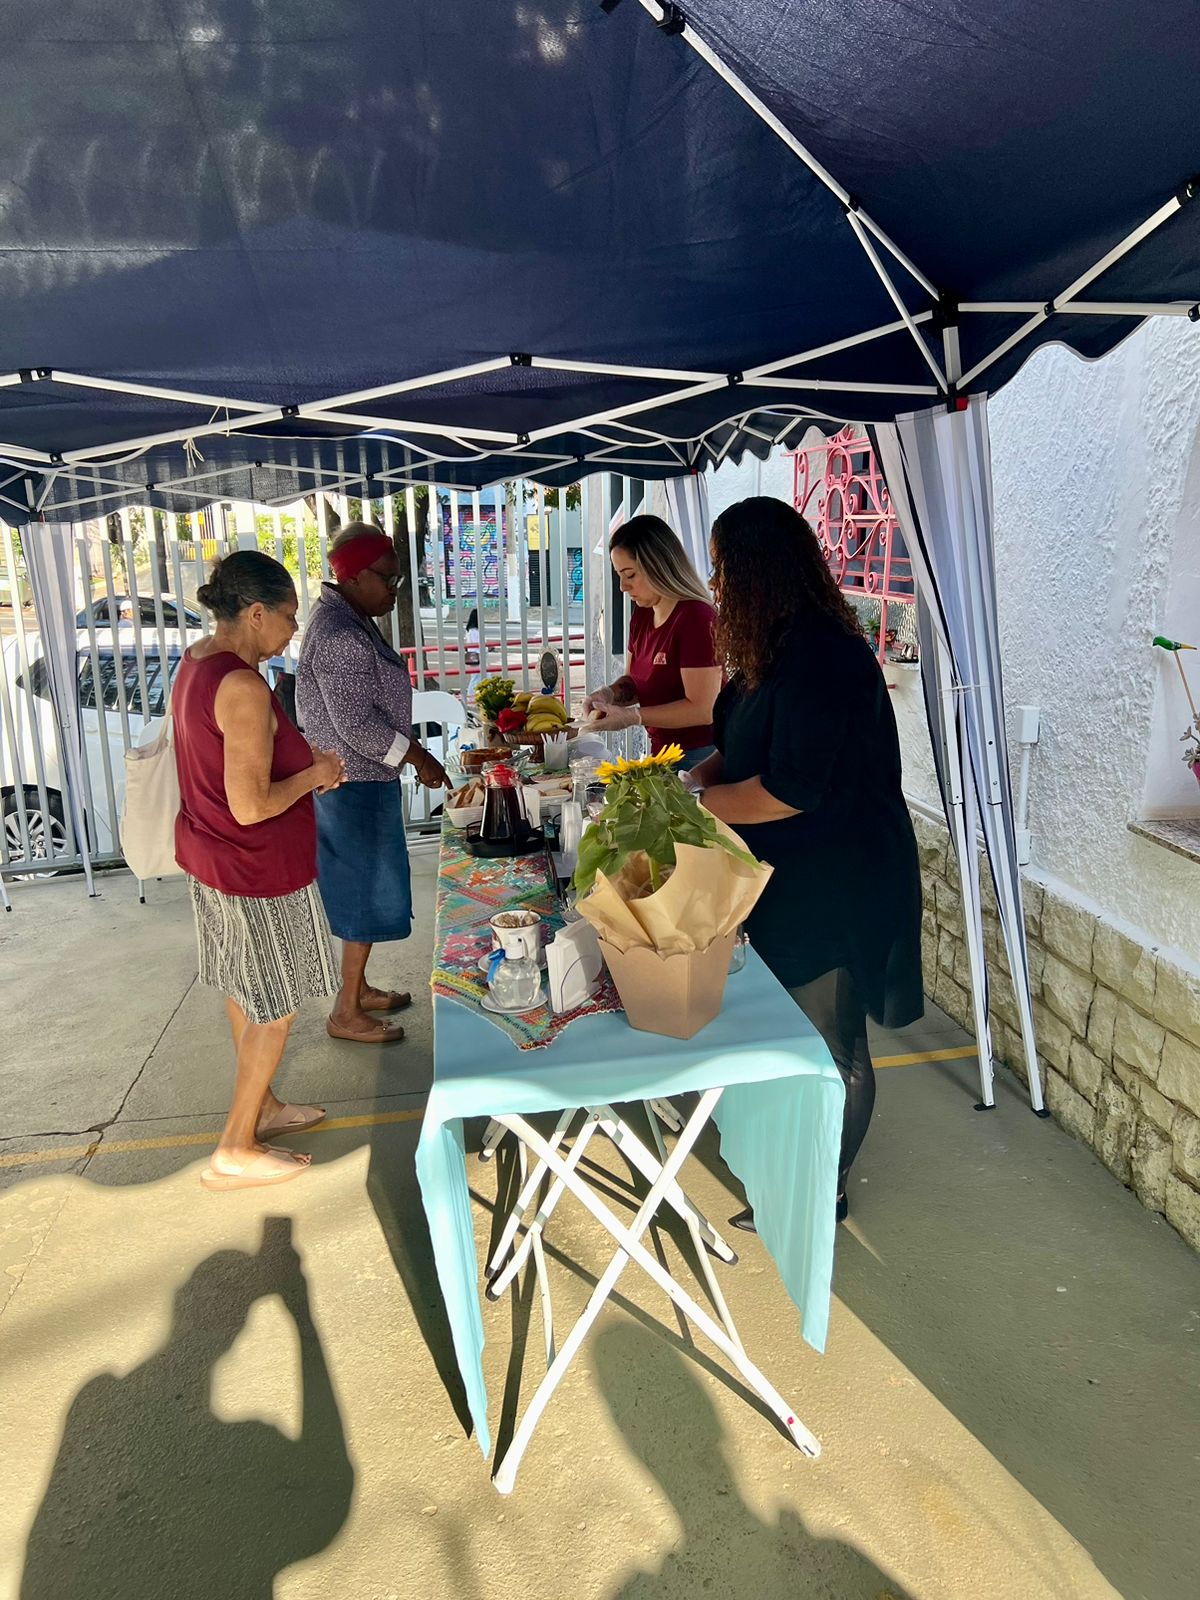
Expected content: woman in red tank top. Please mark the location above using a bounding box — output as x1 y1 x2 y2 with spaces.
173 552 345 1192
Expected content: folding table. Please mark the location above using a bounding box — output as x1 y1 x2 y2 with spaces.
416 951 845 1492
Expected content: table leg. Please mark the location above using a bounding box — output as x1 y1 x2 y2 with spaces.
490 1092 819 1494
486 1111 603 1300
605 1105 738 1265
487 1108 579 1280
479 1118 507 1162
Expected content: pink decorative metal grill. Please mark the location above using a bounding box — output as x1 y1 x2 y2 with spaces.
791 425 917 665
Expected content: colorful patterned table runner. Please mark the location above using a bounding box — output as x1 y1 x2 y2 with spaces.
430 823 622 1049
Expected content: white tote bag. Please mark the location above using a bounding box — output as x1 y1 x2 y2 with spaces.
120 697 182 881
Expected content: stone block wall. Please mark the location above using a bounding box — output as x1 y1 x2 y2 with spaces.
912 810 1200 1254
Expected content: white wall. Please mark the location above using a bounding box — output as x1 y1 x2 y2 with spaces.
986 318 1200 956
704 319 1200 958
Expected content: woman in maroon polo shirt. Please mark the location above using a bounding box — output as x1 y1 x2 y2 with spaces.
583 515 720 767
173 551 346 1192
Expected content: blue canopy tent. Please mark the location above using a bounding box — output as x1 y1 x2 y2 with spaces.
3 0 1198 1104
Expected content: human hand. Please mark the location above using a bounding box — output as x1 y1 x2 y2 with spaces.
589 702 641 732
310 747 346 793
418 751 448 790
582 684 614 717
409 745 448 789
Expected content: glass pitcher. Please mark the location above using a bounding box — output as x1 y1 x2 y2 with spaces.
486 947 543 1011
481 762 526 845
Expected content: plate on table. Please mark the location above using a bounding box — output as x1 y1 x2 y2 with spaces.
480 985 547 1016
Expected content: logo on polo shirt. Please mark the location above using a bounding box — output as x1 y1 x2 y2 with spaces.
653 652 668 666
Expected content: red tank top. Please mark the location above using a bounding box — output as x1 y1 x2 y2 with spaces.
173 650 317 898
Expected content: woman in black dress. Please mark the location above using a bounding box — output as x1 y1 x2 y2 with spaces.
691 497 923 1225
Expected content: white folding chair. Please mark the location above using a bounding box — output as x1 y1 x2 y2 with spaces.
406 689 468 824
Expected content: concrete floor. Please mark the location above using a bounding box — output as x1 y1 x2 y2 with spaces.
1 862 1198 1600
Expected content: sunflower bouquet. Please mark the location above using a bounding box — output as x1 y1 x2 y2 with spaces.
571 746 773 1039
573 745 755 896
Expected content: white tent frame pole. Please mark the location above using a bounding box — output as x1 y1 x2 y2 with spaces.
844 212 948 390
934 634 996 1108
745 313 937 377
525 377 731 442
741 377 939 396
46 357 513 415
936 330 1001 1109
943 404 1045 1113
631 0 940 300
0 441 55 465
61 409 520 467
958 185 1196 389
532 356 722 381
960 301 1200 317
18 320 929 486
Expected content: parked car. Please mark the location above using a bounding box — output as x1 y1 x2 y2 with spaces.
75 593 203 630
1 631 185 864
1 626 297 870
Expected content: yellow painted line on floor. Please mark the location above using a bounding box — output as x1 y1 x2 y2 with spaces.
0 1108 425 1171
875 1045 978 1068
2 1050 976 1173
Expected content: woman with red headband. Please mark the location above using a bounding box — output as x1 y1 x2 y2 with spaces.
297 523 447 1044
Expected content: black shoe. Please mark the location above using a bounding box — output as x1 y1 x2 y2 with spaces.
728 1206 757 1234
835 1191 848 1223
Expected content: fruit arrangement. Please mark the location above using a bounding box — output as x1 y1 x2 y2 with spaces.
498 691 572 739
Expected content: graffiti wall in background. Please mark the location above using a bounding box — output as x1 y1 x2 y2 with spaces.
442 502 503 600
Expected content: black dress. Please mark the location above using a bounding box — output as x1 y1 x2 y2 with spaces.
714 614 924 1028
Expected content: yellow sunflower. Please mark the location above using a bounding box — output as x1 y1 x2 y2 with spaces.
597 745 685 784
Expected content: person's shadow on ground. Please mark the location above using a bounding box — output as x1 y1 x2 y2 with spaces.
20 1218 353 1600
595 1321 912 1600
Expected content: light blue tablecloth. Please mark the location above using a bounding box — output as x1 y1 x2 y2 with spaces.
416 948 845 1458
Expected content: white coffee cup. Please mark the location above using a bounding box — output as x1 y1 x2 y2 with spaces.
489 910 542 962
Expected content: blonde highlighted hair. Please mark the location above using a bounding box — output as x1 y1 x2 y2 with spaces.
609 514 711 607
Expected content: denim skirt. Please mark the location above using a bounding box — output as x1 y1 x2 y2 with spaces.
314 779 413 943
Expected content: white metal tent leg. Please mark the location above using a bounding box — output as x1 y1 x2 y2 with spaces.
993 858 1047 1114
931 631 995 1109
490 1092 818 1495
942 402 1044 1112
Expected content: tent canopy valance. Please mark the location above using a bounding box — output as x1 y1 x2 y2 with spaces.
1 0 1198 521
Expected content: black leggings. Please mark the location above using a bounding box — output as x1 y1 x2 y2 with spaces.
789 967 876 1195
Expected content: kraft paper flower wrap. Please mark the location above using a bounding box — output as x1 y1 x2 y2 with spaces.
572 747 773 1038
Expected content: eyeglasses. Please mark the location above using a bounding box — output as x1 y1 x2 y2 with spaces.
365 564 402 592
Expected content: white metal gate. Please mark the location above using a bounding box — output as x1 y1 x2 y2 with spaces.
0 475 648 884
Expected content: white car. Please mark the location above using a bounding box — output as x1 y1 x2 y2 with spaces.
1 628 186 865
1 620 300 870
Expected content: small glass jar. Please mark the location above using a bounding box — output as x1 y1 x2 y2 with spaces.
729 925 748 974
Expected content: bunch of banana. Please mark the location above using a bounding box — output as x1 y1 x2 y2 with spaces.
523 694 569 734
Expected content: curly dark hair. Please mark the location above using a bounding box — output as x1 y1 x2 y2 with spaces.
711 497 861 688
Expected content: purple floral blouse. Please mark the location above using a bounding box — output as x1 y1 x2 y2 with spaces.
296 584 412 783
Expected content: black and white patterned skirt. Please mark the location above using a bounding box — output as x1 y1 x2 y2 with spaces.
187 878 339 1024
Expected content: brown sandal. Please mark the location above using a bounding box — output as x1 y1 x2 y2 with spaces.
326 1016 406 1045
360 989 412 1013
256 1102 327 1139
